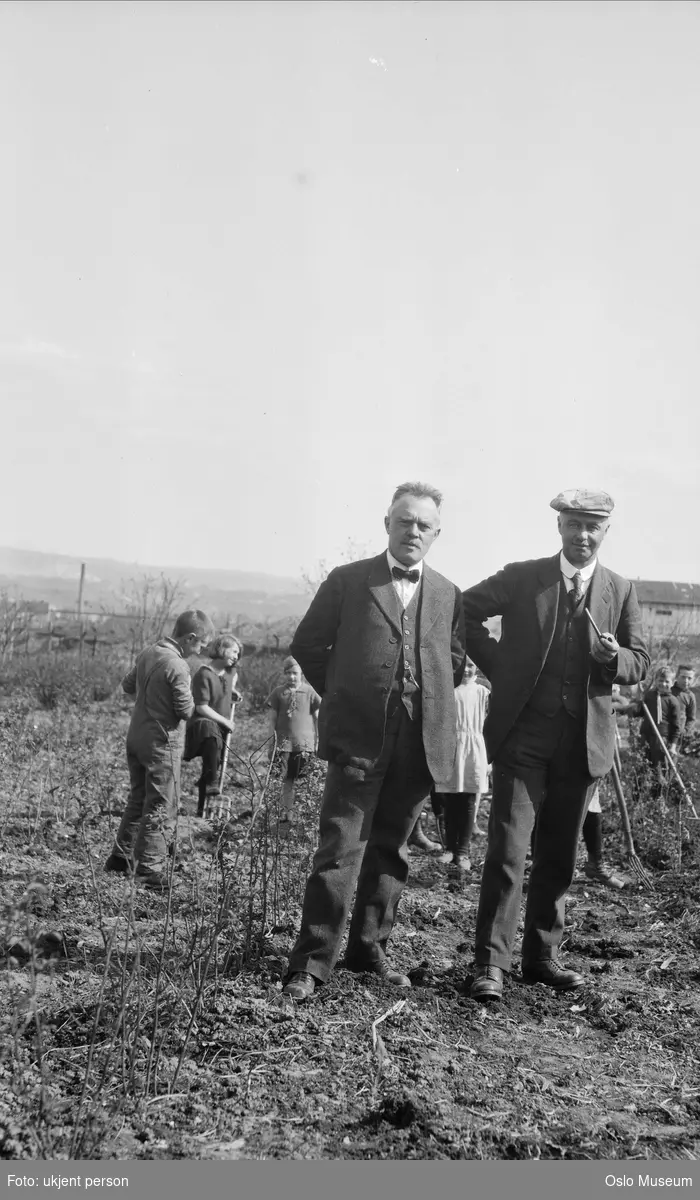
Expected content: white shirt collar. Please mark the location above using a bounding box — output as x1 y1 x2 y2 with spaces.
560 552 597 581
386 549 423 577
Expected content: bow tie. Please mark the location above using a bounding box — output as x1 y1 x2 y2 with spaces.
392 566 420 583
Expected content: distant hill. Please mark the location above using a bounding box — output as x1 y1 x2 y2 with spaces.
0 546 308 621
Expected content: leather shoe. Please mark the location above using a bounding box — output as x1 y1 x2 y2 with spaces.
104 853 129 874
470 965 503 1002
137 870 171 892
345 955 411 989
283 971 316 1001
521 959 584 990
584 860 626 890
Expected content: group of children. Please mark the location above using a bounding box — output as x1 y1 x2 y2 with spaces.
105 607 696 891
104 610 323 885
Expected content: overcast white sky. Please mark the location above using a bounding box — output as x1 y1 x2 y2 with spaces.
2 0 699 587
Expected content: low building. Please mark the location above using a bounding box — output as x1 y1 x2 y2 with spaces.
635 581 700 640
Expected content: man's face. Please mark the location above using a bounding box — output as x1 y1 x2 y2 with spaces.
385 494 441 566
676 670 695 691
557 511 609 567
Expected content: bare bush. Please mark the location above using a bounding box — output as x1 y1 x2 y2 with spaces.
119 574 186 662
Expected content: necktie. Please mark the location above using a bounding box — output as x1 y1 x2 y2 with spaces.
392 566 420 583
569 571 584 609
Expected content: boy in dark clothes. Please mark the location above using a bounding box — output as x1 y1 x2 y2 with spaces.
105 609 214 889
634 665 682 795
673 665 697 747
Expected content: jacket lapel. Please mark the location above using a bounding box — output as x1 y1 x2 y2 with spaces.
535 554 563 660
586 564 613 650
368 554 402 634
419 564 441 636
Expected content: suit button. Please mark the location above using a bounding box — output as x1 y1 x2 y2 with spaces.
383 662 392 668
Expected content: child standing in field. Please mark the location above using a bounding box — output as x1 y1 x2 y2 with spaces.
672 664 697 748
105 609 215 890
579 686 628 890
432 658 489 875
636 665 682 793
185 634 243 817
267 656 321 831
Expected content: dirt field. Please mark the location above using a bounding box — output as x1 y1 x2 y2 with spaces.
1 698 699 1161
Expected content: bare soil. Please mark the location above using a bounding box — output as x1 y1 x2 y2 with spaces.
1 701 699 1161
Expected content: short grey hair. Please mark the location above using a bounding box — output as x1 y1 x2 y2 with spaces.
389 481 443 511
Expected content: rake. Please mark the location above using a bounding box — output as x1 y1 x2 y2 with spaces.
610 745 654 891
641 703 699 820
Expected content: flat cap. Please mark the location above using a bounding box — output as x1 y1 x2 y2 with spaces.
550 488 614 516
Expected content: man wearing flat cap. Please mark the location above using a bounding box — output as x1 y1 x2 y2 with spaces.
462 489 649 1002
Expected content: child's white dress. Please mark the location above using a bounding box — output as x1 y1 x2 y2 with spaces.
437 679 489 794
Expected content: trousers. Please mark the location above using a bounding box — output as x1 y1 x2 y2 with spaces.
474 705 596 970
114 726 183 873
288 704 433 982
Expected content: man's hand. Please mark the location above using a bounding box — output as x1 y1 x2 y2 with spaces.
590 632 619 665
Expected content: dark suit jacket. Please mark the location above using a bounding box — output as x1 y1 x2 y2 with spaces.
290 553 466 780
461 555 650 779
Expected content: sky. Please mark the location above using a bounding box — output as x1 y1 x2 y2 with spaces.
2 0 699 589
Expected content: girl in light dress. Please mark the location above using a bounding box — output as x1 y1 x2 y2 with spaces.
433 658 489 874
267 656 321 829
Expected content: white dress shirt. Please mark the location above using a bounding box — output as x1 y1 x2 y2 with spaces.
386 550 423 610
559 552 597 598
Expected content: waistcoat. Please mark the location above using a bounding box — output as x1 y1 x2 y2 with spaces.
388 581 423 720
528 579 589 719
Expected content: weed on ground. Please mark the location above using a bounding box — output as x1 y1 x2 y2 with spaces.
1 691 699 1160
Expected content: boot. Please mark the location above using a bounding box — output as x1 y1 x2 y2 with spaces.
408 815 441 854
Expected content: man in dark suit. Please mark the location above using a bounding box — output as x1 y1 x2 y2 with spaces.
462 489 649 1002
282 482 466 1001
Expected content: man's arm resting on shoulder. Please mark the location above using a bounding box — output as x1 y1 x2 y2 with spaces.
461 567 514 680
290 570 343 697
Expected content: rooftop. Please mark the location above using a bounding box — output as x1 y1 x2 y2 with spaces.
635 581 700 606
